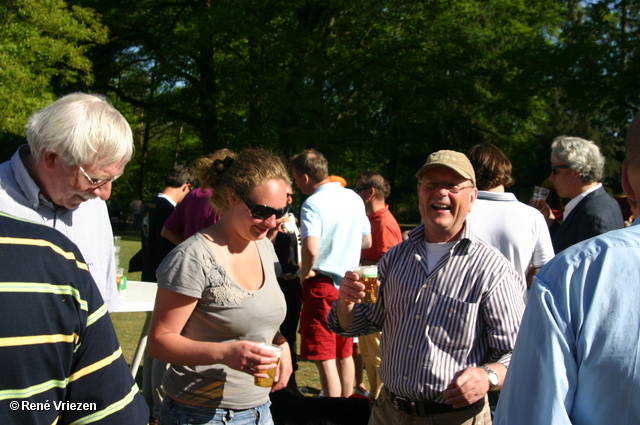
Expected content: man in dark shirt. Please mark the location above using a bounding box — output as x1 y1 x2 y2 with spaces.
0 212 149 424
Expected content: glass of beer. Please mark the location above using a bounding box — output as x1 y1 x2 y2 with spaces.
531 186 550 211
254 344 283 387
116 267 124 291
353 265 378 303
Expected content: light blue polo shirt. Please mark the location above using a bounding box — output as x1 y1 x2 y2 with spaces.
300 182 371 286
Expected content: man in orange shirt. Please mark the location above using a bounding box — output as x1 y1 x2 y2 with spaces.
354 171 403 398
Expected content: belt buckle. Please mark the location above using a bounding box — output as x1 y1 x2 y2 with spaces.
393 396 418 416
392 395 407 409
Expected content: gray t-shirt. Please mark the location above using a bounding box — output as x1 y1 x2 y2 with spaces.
156 233 286 409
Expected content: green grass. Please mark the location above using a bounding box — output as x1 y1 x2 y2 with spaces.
109 228 366 396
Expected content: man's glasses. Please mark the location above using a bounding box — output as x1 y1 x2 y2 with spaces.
355 186 369 193
79 166 122 188
551 165 571 175
418 180 473 194
238 191 292 220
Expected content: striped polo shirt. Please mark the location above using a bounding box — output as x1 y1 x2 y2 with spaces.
329 222 526 401
0 213 148 424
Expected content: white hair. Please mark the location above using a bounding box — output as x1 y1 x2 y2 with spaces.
551 136 605 183
26 92 133 167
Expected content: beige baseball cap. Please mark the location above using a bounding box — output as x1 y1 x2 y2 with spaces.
415 150 476 186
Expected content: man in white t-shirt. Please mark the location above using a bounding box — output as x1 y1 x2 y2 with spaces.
467 143 554 288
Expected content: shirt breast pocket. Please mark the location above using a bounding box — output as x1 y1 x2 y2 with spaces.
426 294 479 353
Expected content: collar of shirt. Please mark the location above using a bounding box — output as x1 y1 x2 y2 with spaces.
312 181 342 195
12 144 51 211
157 192 177 207
407 222 474 256
477 190 518 202
563 183 602 221
368 204 390 218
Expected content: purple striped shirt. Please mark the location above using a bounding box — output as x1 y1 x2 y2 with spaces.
328 222 525 401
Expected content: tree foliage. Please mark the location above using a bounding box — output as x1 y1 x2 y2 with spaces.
3 0 640 221
0 0 106 141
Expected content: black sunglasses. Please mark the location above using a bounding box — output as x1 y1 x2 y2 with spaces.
551 165 571 175
238 191 291 220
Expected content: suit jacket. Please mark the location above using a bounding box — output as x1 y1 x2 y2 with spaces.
550 186 624 253
141 196 176 282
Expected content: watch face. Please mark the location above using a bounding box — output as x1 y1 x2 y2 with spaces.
482 366 499 386
488 372 499 386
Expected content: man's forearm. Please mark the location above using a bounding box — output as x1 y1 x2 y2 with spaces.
300 236 319 282
336 296 356 331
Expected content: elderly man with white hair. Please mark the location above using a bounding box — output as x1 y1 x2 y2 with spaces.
542 136 624 253
0 92 134 311
493 117 640 425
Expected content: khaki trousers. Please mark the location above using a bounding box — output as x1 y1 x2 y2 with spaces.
358 332 383 398
369 386 492 425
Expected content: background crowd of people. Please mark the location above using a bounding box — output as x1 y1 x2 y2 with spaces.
1 91 639 425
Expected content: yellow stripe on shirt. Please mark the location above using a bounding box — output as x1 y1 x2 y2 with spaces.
0 333 78 348
86 303 108 327
68 384 140 425
0 236 89 271
0 378 68 401
0 282 88 312
68 347 123 382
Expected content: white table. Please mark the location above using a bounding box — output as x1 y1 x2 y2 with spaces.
112 280 157 377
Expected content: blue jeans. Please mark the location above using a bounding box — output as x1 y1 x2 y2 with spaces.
159 397 273 425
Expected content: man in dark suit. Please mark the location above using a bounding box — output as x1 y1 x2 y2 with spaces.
141 165 195 282
542 136 624 253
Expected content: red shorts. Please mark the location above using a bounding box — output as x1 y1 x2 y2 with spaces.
299 275 353 361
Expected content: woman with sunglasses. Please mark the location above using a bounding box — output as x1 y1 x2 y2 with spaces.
148 148 293 425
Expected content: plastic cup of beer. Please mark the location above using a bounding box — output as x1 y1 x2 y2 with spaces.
531 186 550 211
116 267 125 291
254 344 283 388
353 265 378 303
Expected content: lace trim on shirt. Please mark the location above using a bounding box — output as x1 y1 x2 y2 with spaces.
201 254 255 306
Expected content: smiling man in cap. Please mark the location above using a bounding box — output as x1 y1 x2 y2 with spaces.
329 149 525 424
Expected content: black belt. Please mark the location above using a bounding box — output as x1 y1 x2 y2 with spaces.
389 390 484 416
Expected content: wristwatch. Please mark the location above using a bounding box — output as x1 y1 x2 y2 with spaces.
480 365 499 390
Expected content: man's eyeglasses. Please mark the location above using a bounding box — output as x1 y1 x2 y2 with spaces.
418 180 473 194
79 166 122 188
355 186 369 193
551 165 571 175
238 191 292 220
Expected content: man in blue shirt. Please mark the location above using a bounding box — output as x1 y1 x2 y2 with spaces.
494 115 640 424
291 149 371 398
